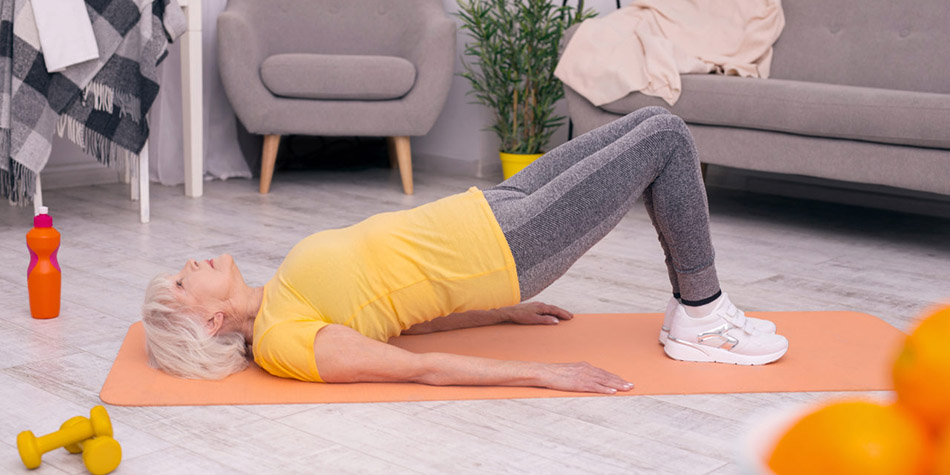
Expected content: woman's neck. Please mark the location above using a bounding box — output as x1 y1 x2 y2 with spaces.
229 285 264 341
243 286 264 340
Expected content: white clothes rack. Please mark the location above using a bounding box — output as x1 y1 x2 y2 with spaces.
33 0 203 223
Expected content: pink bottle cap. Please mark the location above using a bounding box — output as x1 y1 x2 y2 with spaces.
34 206 52 228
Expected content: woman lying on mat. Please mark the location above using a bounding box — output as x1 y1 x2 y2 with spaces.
141 107 788 393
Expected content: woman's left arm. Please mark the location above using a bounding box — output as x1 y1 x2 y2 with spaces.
312 323 631 394
402 302 573 335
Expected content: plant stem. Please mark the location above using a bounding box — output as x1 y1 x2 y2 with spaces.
512 87 518 151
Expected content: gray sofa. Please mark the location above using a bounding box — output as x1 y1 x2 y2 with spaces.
562 0 950 197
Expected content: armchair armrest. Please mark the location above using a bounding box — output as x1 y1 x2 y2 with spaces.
217 10 271 133
401 15 456 133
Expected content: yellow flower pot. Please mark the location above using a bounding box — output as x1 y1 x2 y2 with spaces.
499 152 543 180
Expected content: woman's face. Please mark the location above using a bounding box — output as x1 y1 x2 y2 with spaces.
171 253 242 310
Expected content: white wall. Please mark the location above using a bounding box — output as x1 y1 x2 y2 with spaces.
43 1 624 186
41 136 121 190
412 0 623 178
43 1 625 186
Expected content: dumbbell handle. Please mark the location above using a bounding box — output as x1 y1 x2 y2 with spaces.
33 419 98 453
18 406 115 470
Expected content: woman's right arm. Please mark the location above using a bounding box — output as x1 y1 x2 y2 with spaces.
312 324 633 394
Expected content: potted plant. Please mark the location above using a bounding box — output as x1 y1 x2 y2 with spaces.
457 0 594 179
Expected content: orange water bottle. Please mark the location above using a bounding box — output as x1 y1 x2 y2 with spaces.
26 206 61 319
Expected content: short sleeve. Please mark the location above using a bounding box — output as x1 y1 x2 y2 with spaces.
253 320 330 382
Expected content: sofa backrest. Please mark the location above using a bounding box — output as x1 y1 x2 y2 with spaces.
225 0 445 58
769 0 950 94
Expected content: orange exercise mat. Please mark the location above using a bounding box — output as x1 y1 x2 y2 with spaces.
100 312 903 406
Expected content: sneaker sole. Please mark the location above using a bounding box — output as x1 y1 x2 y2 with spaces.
662 325 777 346
663 336 788 365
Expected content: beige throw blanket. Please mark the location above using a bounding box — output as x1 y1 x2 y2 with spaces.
555 0 785 106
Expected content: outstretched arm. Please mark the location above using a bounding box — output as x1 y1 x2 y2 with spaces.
402 302 574 335
313 324 632 394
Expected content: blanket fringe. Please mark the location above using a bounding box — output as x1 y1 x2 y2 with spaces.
0 158 37 206
56 114 137 175
82 81 142 123
0 128 37 206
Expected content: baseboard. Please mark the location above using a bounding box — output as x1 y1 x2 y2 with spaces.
476 155 503 179
706 165 950 219
413 152 503 179
40 162 121 190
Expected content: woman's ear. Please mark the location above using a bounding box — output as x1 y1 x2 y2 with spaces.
205 312 226 335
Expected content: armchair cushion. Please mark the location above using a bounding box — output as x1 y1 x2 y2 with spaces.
260 54 416 100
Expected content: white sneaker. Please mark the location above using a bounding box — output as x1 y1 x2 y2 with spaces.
658 297 681 345
664 294 788 365
658 293 777 346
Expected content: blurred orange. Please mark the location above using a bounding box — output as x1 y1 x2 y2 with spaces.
893 305 950 432
935 427 950 475
767 400 933 475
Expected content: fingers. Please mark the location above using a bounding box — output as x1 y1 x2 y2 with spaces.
590 366 634 393
540 304 572 324
529 302 573 320
553 362 634 394
602 375 635 393
507 302 574 325
544 304 574 321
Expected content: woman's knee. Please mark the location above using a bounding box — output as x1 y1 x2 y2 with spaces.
609 107 670 133
635 106 671 118
640 113 690 136
619 107 671 128
632 114 699 166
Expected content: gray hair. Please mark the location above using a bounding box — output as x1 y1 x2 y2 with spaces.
141 274 249 379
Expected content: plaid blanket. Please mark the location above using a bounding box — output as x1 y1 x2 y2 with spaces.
0 0 186 204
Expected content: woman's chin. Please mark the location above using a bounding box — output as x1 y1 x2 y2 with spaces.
216 253 234 270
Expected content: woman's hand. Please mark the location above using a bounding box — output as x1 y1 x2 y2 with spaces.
501 302 573 325
403 302 573 335
536 361 634 394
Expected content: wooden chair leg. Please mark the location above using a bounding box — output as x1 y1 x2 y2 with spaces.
391 136 413 195
260 134 281 194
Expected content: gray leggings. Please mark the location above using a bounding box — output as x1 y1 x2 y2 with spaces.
484 107 720 304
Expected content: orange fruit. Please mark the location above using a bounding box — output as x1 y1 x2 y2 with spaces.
893 305 950 432
767 400 933 475
935 427 950 475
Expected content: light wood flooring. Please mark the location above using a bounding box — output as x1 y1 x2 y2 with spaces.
1 166 948 474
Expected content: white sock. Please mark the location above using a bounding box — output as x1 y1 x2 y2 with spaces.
683 294 725 319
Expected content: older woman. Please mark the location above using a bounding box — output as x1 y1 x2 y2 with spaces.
142 107 788 394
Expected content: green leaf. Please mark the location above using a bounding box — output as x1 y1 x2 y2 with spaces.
456 0 596 152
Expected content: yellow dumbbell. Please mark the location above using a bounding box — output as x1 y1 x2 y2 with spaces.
17 405 116 470
61 416 89 454
60 415 122 475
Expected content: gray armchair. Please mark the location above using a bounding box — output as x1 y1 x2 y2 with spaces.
218 0 456 194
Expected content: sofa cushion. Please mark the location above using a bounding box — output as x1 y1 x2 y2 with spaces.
600 74 950 150
260 54 416 100
769 0 950 94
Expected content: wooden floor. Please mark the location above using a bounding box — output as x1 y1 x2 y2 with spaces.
1 167 948 475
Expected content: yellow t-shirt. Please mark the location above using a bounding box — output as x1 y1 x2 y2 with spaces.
252 187 520 382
